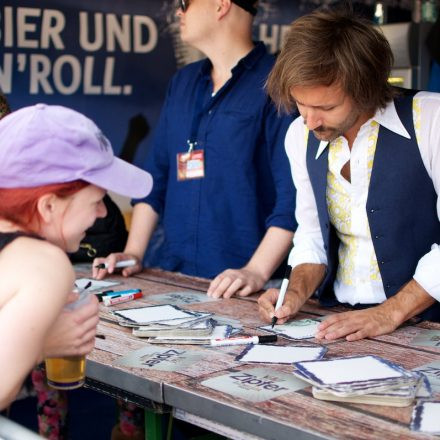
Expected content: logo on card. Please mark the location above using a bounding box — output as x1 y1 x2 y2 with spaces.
229 372 289 392
141 349 185 368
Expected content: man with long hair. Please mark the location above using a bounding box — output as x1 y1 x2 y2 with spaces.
259 9 440 341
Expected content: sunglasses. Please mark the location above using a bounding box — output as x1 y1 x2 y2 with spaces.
178 0 190 12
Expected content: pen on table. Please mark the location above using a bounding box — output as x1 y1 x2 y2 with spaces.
95 288 142 302
74 280 92 292
103 291 143 306
96 334 106 340
271 265 292 328
94 259 136 270
210 334 277 347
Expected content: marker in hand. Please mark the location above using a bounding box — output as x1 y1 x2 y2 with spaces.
271 265 292 328
94 259 136 270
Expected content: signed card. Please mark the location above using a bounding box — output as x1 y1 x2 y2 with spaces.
201 367 308 403
150 291 219 305
259 318 321 340
113 304 199 325
236 344 327 365
413 361 440 394
410 329 440 349
114 346 205 372
75 277 120 291
411 401 440 434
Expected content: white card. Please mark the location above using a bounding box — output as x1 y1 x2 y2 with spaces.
235 344 327 364
411 401 440 433
113 304 198 325
259 318 321 340
296 356 404 385
75 277 120 291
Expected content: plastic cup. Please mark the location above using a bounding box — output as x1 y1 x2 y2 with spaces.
45 286 91 390
45 356 86 390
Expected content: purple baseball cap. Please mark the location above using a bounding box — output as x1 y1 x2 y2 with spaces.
0 103 153 198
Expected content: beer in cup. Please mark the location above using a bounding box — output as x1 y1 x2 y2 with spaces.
45 284 91 390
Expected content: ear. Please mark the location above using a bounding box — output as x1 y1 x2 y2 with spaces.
216 0 232 18
36 193 60 224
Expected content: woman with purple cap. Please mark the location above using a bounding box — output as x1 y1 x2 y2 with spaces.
0 103 152 410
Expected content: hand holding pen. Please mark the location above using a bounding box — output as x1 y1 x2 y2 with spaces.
92 253 141 280
258 265 299 326
271 265 292 327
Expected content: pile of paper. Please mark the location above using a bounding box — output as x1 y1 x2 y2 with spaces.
133 318 215 338
292 355 430 407
112 304 232 343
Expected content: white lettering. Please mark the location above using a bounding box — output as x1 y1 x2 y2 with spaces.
3 7 14 47
17 8 40 49
29 54 53 94
79 11 103 51
53 55 81 94
41 9 65 49
106 14 130 52
259 24 279 54
0 53 13 93
103 57 121 94
83 56 102 94
133 15 157 53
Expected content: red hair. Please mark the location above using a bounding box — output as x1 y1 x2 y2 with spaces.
0 181 89 233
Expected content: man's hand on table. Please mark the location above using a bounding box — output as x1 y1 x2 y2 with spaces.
316 278 436 341
315 305 400 341
92 252 142 279
207 267 266 298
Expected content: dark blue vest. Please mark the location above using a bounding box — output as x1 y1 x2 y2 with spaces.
305 91 440 321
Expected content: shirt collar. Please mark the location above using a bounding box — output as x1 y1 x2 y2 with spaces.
314 99 411 159
199 41 266 78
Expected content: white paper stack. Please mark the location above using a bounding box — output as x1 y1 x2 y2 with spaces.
147 325 232 344
112 304 212 327
112 304 228 343
292 355 428 407
133 318 215 338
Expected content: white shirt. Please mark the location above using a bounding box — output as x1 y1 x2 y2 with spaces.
285 91 440 304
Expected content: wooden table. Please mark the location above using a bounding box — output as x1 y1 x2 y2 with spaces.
81 268 440 440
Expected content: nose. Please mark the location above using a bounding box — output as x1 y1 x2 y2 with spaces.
303 108 322 131
176 7 183 17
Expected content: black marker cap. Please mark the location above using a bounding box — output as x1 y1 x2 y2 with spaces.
258 335 278 344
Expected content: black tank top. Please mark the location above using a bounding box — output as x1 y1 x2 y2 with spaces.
0 232 39 252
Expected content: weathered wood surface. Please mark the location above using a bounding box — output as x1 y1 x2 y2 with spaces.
87 270 440 440
168 371 437 440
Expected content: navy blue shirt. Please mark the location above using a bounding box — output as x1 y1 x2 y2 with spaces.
135 42 297 278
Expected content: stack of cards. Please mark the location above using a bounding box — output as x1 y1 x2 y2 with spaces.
292 355 427 407
113 304 232 344
133 318 215 338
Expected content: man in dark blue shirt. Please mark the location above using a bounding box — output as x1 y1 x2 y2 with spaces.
95 0 297 299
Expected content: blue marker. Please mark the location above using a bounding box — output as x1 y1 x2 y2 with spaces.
96 288 141 302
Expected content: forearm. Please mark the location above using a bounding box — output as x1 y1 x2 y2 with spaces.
286 263 326 304
124 202 159 259
379 278 436 325
245 227 294 281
